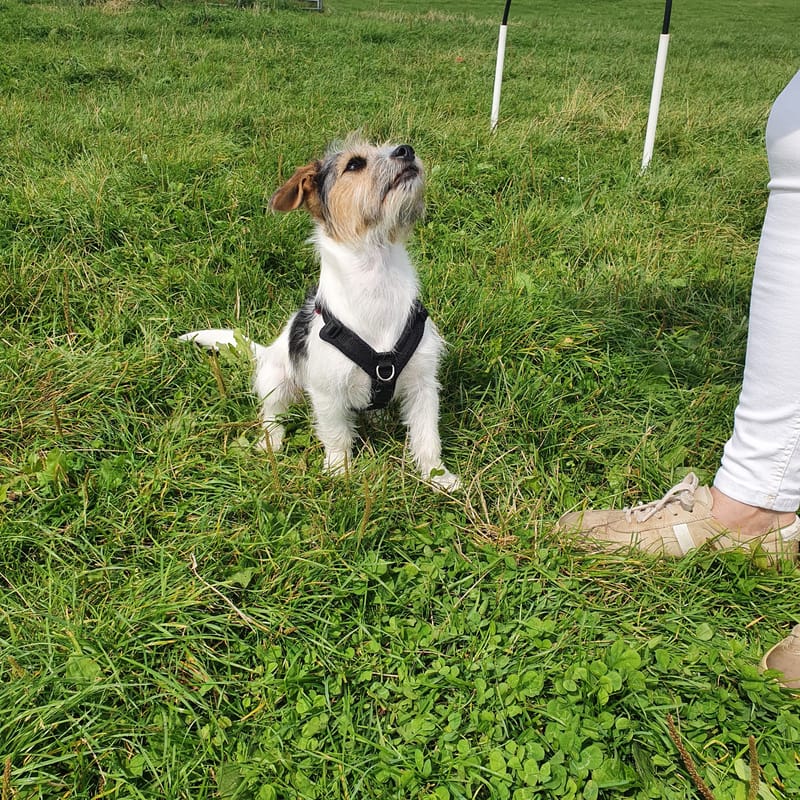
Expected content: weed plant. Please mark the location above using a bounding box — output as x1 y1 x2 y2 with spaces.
1 0 799 798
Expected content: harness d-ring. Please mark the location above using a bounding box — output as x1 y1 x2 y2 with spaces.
376 363 396 382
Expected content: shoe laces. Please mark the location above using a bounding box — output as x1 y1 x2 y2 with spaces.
624 473 700 523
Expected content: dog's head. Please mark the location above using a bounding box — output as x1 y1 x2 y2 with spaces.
270 137 425 245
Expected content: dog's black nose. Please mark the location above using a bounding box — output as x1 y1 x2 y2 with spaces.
390 144 415 162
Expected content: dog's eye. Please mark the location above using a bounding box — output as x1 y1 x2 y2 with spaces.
344 156 367 173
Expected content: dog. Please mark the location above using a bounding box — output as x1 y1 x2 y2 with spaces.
180 137 460 491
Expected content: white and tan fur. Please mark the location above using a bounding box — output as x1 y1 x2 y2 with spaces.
181 138 459 490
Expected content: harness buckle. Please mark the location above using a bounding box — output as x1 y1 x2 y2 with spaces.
325 319 342 339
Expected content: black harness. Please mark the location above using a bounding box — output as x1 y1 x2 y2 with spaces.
315 298 429 411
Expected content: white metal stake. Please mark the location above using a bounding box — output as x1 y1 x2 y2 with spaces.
490 0 512 132
490 23 508 131
641 32 670 171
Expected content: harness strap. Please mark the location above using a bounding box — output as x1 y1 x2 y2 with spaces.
315 298 429 411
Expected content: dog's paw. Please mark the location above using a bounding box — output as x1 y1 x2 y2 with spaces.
428 467 461 493
255 424 285 454
323 450 349 476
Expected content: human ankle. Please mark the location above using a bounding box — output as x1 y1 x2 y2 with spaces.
709 487 797 536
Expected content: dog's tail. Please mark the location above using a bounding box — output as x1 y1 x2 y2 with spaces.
179 329 269 360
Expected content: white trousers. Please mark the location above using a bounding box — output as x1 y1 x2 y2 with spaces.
715 70 800 511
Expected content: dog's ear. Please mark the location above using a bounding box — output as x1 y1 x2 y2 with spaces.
269 162 320 213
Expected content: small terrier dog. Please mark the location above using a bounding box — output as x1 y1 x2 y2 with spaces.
181 138 460 491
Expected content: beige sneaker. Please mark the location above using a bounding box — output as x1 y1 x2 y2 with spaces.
760 624 800 689
557 472 800 561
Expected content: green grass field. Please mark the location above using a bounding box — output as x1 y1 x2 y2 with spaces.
2 0 799 797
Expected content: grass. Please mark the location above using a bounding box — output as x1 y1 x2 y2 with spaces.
1 0 800 797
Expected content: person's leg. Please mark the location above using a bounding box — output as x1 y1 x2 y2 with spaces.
558 72 800 558
713 69 800 523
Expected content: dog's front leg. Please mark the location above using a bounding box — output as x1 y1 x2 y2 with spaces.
308 392 356 475
400 383 460 492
